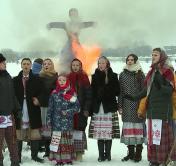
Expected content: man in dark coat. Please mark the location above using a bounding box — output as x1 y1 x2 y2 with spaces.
0 53 20 166
13 58 44 163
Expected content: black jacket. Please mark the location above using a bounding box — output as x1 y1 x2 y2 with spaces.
0 70 19 116
13 70 42 129
90 68 120 115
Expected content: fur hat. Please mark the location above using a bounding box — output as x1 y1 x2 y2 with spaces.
0 53 6 63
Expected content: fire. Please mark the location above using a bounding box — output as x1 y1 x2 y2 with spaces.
71 36 101 75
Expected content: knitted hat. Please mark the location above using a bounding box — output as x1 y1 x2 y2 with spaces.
0 53 6 63
34 58 43 65
32 58 43 75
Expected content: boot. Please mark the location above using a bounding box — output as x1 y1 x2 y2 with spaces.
134 144 143 162
76 152 83 161
0 160 3 166
38 140 45 153
121 145 135 161
43 140 50 157
149 162 159 166
97 140 105 162
105 140 112 161
31 140 44 163
11 161 20 166
17 141 22 163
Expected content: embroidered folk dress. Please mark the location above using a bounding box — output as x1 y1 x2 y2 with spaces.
47 89 80 164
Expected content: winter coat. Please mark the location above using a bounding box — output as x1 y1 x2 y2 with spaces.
146 71 173 121
119 69 145 123
13 70 42 129
90 67 120 115
0 70 19 116
47 90 80 131
135 71 173 121
68 72 91 131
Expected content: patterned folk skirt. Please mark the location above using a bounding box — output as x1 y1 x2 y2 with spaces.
40 107 51 139
89 110 120 140
73 130 87 153
121 122 147 145
49 131 75 164
148 121 176 164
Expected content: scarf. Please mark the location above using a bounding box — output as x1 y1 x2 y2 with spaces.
68 71 90 91
52 78 75 101
68 71 90 129
144 55 174 96
123 61 143 73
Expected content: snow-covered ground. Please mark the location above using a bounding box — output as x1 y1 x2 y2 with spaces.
3 119 148 166
3 59 176 166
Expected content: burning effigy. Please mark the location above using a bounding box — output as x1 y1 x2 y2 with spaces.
47 8 101 74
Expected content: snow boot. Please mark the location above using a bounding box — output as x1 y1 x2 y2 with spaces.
134 144 143 162
31 140 44 163
122 145 135 161
149 162 159 166
43 140 50 158
76 152 83 161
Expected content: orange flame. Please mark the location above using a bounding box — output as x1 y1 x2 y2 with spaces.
71 36 101 75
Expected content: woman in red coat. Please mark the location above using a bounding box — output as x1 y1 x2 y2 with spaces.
68 58 91 161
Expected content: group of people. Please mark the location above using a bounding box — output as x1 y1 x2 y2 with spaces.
0 47 176 166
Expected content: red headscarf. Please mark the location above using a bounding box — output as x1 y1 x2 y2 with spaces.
144 49 174 88
68 58 90 90
52 74 76 101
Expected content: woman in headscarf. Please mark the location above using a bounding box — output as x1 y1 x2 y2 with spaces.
37 58 58 157
89 56 120 162
125 48 176 166
68 58 91 161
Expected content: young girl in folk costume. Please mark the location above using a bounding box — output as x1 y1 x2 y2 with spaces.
68 58 91 161
89 56 120 162
37 58 58 157
118 54 146 162
125 48 176 166
47 74 80 166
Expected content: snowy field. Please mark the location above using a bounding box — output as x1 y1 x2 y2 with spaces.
3 119 148 166
3 59 176 166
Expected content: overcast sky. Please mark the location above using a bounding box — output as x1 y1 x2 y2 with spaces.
1 0 176 51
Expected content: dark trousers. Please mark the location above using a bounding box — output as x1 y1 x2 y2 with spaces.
18 140 41 160
0 127 19 162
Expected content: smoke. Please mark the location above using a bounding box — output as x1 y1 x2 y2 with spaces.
1 0 176 51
